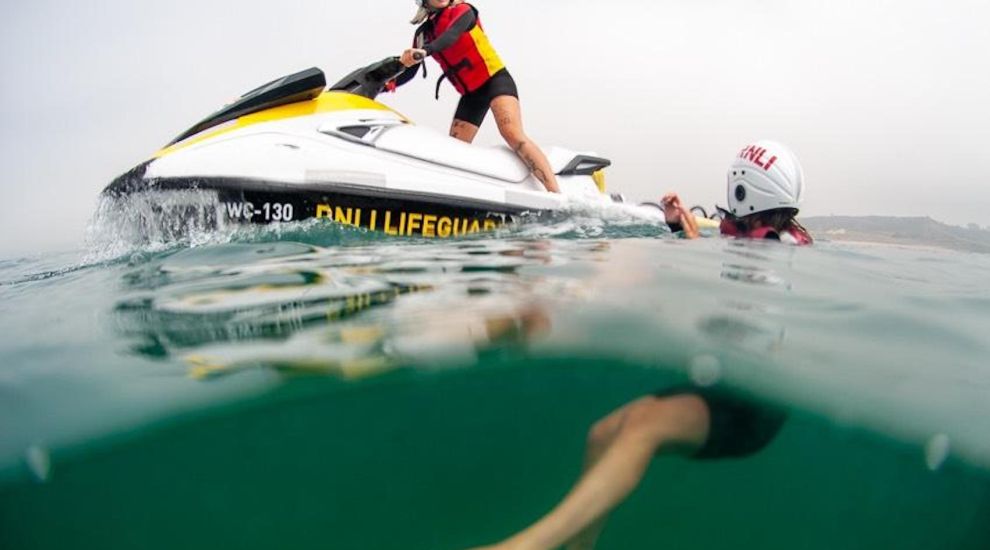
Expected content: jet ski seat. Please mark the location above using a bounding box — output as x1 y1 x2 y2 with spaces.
371 125 531 183
321 119 610 186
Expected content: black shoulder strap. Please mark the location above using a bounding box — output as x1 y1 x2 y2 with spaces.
435 74 447 100
415 20 431 45
413 24 430 80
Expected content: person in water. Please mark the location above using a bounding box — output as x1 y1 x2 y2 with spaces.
391 0 561 193
470 141 811 550
662 140 813 245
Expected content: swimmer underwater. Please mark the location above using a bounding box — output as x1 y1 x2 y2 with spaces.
468 141 813 550
389 0 561 193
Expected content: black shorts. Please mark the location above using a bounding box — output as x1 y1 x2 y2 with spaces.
454 69 519 127
654 386 787 460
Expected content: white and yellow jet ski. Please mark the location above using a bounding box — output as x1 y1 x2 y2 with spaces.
103 57 615 238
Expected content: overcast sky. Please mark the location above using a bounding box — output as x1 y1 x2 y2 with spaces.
2 0 989 255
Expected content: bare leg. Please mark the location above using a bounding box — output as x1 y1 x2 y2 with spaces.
450 119 480 143
563 403 633 550
470 394 711 550
490 96 560 193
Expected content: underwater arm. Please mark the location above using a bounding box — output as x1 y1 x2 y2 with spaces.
468 394 712 550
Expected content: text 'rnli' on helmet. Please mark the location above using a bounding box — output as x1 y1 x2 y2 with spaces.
726 140 804 217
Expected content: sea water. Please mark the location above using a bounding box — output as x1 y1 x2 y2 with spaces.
0 203 988 549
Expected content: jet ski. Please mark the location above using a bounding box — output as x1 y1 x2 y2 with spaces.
102 57 615 238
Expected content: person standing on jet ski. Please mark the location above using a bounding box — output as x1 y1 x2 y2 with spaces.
390 0 561 194
663 140 813 245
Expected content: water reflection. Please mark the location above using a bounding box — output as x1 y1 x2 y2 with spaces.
113 240 559 380
102 236 990 472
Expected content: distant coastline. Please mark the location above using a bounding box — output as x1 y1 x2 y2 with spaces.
802 216 990 254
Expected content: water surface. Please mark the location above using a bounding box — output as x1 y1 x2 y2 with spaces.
1 209 988 549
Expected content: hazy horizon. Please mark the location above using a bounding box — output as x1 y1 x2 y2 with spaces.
2 0 989 256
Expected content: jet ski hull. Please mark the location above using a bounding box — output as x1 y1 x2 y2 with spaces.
104 163 522 238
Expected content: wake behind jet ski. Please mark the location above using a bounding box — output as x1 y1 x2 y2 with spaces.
102 57 614 239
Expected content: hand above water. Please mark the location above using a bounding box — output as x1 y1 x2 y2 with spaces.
660 192 685 225
660 192 700 239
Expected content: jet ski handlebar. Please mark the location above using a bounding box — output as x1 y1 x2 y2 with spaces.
327 57 408 100
168 56 421 146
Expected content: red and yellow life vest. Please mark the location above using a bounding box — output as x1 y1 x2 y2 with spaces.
719 218 814 246
424 3 505 95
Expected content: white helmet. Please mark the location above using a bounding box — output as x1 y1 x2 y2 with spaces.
726 140 804 217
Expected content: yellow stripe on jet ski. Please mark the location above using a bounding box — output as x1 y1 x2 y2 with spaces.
592 170 606 194
154 92 403 159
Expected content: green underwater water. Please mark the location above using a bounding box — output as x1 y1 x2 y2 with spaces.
1 218 989 549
